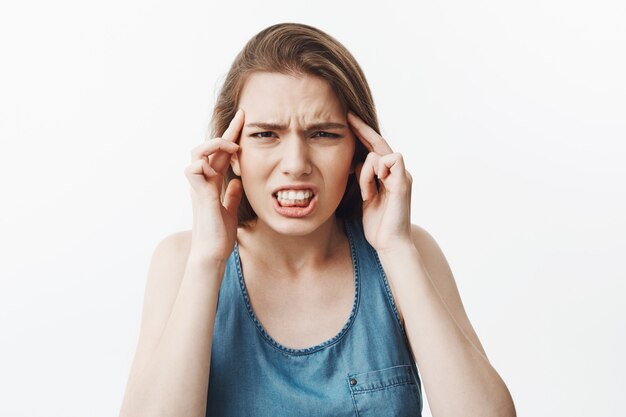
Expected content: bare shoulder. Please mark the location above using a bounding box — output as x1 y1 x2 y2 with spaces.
154 229 192 258
409 223 489 360
141 229 194 325
145 229 193 305
125 230 193 379
141 228 194 328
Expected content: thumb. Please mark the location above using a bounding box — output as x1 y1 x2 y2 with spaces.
223 178 243 214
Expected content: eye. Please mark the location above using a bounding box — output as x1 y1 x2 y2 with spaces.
250 132 276 139
250 131 341 139
313 131 341 139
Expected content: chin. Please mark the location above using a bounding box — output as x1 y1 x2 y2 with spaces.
265 218 322 236
259 210 338 236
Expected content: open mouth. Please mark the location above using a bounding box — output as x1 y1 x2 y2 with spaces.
273 190 316 207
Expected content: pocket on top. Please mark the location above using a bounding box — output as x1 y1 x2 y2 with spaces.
347 364 422 416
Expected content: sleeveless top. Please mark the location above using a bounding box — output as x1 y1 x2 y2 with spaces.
205 217 423 417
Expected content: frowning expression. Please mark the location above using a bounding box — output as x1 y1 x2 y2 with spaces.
230 72 356 234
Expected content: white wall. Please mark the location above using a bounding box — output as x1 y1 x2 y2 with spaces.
1 0 624 416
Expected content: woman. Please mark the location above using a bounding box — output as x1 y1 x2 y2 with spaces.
119 23 515 417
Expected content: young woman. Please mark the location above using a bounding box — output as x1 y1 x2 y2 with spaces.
119 23 515 417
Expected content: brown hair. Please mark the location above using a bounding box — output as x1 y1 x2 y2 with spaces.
209 22 381 228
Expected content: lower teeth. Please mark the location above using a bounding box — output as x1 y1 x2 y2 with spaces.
278 198 311 207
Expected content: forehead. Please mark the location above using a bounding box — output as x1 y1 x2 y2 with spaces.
239 72 345 123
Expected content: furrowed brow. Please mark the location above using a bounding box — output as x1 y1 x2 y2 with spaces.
245 122 347 131
307 122 347 130
245 122 287 130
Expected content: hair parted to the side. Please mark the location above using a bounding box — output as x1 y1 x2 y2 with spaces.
209 22 381 228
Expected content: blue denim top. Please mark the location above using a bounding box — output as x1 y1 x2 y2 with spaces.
205 217 423 416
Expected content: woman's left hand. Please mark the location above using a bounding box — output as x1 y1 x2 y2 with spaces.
347 111 414 255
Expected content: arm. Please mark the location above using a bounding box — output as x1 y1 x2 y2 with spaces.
345 112 515 416
118 231 224 417
379 224 516 417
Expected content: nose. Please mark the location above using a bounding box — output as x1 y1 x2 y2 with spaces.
279 135 312 177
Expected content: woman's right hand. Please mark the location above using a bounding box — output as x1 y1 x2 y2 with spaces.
184 108 245 263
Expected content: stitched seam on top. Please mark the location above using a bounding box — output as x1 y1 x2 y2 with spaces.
347 374 360 417
368 258 424 409
352 380 416 394
367 244 409 343
349 364 409 379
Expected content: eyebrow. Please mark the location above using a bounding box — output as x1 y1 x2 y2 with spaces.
245 122 347 131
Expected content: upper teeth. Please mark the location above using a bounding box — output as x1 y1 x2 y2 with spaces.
276 189 314 200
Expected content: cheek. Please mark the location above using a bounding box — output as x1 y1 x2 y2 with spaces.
237 148 263 172
237 150 271 193
333 143 356 171
324 152 354 188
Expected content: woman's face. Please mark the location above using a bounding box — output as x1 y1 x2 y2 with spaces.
230 71 356 236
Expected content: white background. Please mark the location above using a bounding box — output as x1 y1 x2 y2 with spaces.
1 0 624 416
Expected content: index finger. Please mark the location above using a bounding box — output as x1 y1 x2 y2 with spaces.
347 111 393 155
208 108 244 172
222 108 245 143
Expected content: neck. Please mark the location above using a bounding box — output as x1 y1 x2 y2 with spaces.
237 216 347 275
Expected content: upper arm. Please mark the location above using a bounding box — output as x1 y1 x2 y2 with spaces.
125 230 192 382
409 224 489 360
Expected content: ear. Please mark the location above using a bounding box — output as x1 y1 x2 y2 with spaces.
230 152 241 176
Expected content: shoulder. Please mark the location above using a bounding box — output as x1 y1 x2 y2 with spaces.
144 230 194 292
407 223 488 359
124 229 195 383
408 224 456 284
409 223 431 246
146 229 193 293
408 224 452 283
409 224 444 264
155 229 192 254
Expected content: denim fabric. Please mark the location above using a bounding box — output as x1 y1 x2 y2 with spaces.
206 217 423 416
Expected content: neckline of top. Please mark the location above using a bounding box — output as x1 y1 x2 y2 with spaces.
233 218 361 356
